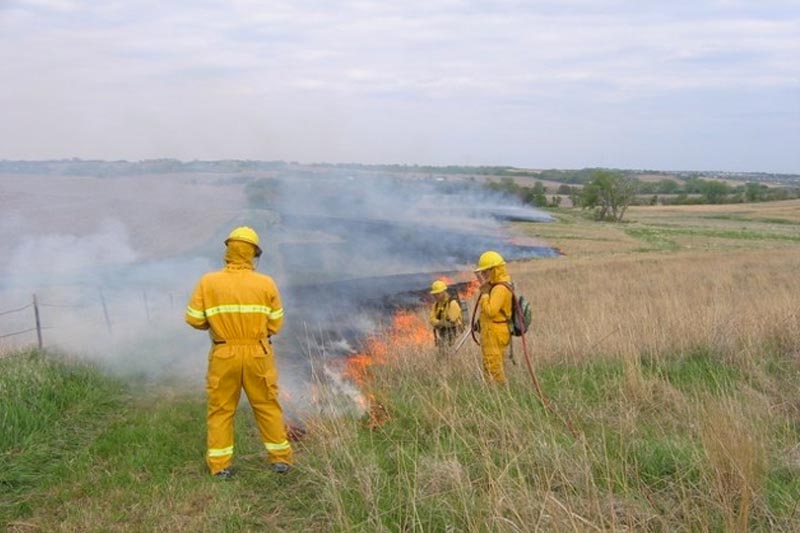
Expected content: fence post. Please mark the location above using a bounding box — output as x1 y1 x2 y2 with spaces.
99 287 113 335
33 293 43 349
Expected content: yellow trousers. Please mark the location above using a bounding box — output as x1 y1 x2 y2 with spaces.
480 323 510 385
205 339 292 474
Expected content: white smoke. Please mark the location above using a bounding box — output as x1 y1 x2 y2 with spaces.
5 219 138 284
0 165 555 416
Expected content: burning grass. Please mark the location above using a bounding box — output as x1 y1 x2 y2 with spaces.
300 205 800 530
4 201 800 531
339 310 433 427
343 310 432 386
299 245 800 530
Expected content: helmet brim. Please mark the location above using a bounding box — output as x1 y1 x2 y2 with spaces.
473 261 503 273
225 238 263 257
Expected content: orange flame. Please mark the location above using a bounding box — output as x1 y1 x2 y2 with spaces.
390 310 432 346
340 312 430 428
343 310 432 385
460 278 481 300
343 353 376 383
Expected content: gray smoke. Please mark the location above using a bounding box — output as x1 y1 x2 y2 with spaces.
0 165 553 414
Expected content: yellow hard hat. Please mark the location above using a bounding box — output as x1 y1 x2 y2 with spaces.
225 226 262 257
474 250 505 272
430 280 448 294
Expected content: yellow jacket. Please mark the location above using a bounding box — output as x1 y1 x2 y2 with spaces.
430 297 463 328
478 263 512 333
477 263 512 385
185 241 284 343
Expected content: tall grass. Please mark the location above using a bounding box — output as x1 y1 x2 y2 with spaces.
0 350 300 531
516 249 800 365
0 350 123 520
3 247 800 530
296 248 800 531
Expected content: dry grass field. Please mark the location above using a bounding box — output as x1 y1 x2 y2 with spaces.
517 199 800 257
511 199 800 364
281 200 800 531
3 199 800 531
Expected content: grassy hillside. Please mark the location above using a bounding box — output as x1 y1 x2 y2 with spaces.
3 200 800 531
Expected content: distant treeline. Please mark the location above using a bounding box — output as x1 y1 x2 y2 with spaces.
306 163 800 188
638 179 800 205
2 159 797 187
485 175 800 208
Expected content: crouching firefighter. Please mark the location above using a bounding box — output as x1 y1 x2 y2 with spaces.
429 280 464 355
185 226 293 479
473 251 512 385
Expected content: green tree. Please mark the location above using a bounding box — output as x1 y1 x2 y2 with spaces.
531 181 548 207
744 182 765 202
569 187 581 208
580 170 636 222
657 179 680 194
700 180 730 204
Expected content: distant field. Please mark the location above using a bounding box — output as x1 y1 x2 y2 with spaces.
3 194 800 530
516 199 800 257
631 198 800 223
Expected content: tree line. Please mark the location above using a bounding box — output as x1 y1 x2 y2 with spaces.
482 172 800 222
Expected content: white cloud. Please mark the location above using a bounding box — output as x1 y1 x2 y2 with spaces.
8 0 82 12
0 1 798 171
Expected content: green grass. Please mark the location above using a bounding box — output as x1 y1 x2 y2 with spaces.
4 340 800 530
700 214 800 226
632 224 800 243
0 350 321 531
0 350 123 511
641 347 741 395
625 227 681 251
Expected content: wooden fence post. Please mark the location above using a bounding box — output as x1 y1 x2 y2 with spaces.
33 294 43 349
99 287 113 335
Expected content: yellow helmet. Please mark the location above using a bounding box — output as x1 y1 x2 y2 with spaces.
474 250 505 272
225 226 262 257
430 280 448 294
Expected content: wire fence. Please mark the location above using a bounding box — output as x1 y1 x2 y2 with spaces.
0 289 183 350
0 303 32 317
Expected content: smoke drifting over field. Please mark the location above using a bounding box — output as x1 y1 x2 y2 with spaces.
0 167 554 410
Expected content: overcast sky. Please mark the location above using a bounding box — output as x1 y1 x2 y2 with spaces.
1 1 798 172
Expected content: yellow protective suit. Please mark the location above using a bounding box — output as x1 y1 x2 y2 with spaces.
478 264 512 385
430 296 463 350
185 241 292 474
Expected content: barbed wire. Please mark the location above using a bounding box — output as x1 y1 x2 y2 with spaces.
0 304 32 317
38 302 89 309
0 327 38 339
0 326 55 339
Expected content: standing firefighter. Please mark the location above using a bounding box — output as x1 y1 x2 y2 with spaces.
429 280 464 354
474 250 512 385
185 226 292 479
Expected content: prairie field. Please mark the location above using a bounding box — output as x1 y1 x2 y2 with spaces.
3 199 800 531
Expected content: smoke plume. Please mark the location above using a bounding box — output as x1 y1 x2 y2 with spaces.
0 164 554 413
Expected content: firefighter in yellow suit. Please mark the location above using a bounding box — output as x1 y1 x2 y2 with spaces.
185 226 292 478
474 251 512 385
429 280 463 354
